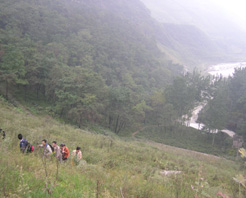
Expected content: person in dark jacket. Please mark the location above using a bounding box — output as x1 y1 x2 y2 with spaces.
2 131 5 139
18 134 28 153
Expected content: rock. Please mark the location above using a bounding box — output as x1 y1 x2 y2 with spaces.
160 170 182 176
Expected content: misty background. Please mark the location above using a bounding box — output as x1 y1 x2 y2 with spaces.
141 0 246 67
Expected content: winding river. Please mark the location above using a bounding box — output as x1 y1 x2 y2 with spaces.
187 62 246 137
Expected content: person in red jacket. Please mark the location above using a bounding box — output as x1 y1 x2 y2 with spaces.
60 144 70 161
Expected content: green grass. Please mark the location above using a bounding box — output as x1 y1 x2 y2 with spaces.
135 125 234 157
0 97 245 197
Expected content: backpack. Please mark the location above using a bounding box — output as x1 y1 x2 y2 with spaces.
26 143 34 153
48 144 54 152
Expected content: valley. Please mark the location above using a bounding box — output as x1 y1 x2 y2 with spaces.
1 0 246 197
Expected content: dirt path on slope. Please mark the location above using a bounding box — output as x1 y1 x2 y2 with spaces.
132 125 226 160
146 141 223 160
132 125 165 137
132 126 148 137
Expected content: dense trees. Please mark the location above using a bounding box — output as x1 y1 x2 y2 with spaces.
0 0 186 132
166 71 210 117
0 44 27 98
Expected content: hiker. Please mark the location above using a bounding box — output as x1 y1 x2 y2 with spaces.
0 129 4 139
72 146 82 165
18 134 29 153
38 139 52 157
72 147 82 160
60 144 70 161
52 141 62 163
18 134 34 153
2 131 5 139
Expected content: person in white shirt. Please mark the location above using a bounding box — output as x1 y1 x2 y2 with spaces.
38 139 52 157
72 147 82 165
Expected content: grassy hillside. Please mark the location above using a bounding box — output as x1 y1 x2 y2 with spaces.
134 125 234 156
0 98 244 197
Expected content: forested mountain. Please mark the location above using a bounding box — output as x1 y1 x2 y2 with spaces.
141 0 246 65
2 0 244 136
198 68 246 137
0 0 185 132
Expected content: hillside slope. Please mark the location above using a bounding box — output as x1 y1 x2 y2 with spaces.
0 98 243 197
156 23 224 66
141 0 245 39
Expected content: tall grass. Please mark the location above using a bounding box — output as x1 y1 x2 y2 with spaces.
0 98 243 197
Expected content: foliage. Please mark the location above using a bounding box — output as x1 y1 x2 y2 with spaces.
0 0 184 132
166 71 210 117
199 68 246 138
0 0 214 136
239 148 246 158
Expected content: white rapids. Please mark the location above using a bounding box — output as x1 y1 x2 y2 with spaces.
207 62 246 78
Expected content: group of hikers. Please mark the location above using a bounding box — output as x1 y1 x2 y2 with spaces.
0 128 6 139
18 134 82 164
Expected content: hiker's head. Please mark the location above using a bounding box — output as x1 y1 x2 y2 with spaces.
18 134 23 140
52 141 57 147
76 147 81 152
42 139 47 146
60 143 65 148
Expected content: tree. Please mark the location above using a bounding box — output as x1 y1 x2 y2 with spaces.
132 100 152 124
105 86 132 134
0 44 27 99
199 80 229 145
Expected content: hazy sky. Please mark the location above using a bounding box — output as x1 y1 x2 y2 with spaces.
142 0 246 31
214 0 246 21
